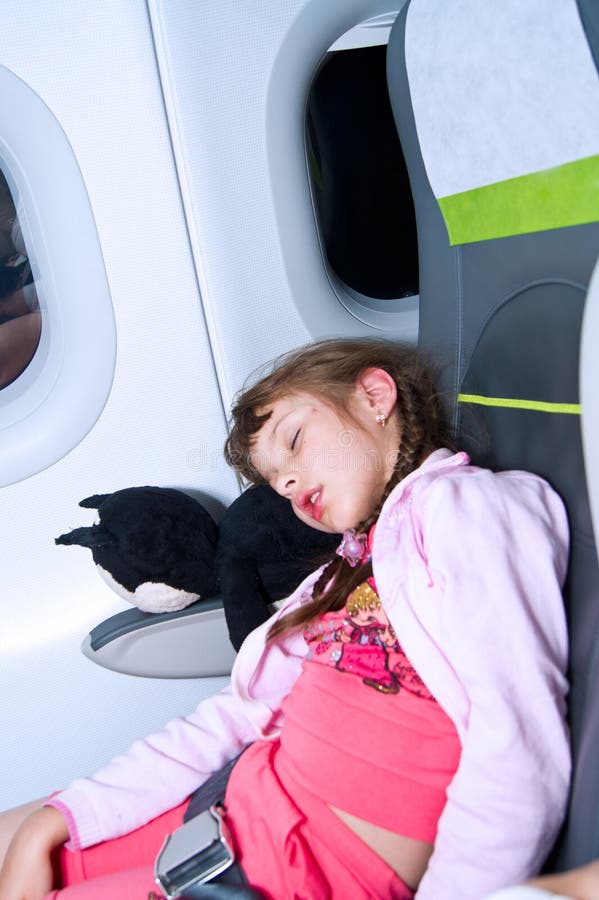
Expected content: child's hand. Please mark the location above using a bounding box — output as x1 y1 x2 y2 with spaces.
0 806 68 900
526 858 599 899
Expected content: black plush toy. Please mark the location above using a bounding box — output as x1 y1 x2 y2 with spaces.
216 485 340 650
56 484 340 650
55 486 219 613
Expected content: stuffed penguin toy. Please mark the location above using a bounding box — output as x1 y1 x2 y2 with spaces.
56 484 340 648
55 486 218 613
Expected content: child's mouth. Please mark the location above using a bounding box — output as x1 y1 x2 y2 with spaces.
298 487 323 522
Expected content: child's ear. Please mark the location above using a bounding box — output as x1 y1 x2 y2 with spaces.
355 367 397 416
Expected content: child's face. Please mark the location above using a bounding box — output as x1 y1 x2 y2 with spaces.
250 386 398 533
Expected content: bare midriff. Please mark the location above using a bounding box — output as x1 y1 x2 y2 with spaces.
280 618 461 888
329 805 434 890
278 571 462 889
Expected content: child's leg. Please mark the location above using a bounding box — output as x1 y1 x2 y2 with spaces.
0 797 47 867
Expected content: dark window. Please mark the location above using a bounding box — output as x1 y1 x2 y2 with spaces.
307 45 418 301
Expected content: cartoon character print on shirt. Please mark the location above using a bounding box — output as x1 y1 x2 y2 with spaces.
304 578 434 698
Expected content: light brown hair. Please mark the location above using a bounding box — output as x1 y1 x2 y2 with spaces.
224 338 451 638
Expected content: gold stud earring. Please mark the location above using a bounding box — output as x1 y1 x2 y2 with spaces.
375 410 386 427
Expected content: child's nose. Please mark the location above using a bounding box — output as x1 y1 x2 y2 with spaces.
275 473 296 499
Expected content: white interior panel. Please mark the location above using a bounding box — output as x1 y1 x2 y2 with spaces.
0 0 236 808
148 0 411 410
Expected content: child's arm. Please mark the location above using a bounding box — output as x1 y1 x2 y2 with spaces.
44 577 315 851
414 469 570 900
45 684 266 849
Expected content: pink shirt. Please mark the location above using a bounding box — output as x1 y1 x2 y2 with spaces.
276 576 461 842
280 660 461 843
49 449 571 900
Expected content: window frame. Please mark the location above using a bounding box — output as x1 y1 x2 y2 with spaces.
266 6 419 343
0 65 115 487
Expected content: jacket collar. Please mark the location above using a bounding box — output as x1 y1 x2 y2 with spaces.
381 447 470 514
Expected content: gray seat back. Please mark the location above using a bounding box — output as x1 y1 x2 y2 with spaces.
387 0 599 870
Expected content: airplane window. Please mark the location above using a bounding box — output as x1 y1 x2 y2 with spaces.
0 167 42 390
306 44 418 303
0 64 115 487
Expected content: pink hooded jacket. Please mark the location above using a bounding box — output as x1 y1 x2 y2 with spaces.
49 449 571 899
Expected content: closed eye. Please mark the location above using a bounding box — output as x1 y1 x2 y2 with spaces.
291 428 300 451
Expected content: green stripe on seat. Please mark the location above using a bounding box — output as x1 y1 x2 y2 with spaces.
438 154 599 245
458 393 581 415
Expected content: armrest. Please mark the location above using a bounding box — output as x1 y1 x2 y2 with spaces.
81 596 236 678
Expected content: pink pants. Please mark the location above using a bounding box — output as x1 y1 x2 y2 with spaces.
226 739 413 900
44 740 413 899
44 801 186 899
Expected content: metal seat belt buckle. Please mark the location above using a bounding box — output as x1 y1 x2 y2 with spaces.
154 802 235 898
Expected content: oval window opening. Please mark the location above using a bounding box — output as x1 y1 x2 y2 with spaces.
0 167 42 389
306 42 418 303
0 65 115 487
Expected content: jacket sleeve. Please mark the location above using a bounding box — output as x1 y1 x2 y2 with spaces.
415 469 571 900
46 602 309 851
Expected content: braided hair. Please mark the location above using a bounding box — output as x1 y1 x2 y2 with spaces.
223 338 452 639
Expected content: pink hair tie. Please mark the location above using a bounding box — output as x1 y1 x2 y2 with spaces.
336 529 369 567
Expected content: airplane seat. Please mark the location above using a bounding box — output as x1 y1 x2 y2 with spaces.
577 0 599 73
386 0 599 873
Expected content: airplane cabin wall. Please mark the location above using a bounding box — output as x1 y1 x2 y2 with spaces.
149 0 411 407
0 0 407 807
0 0 237 808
